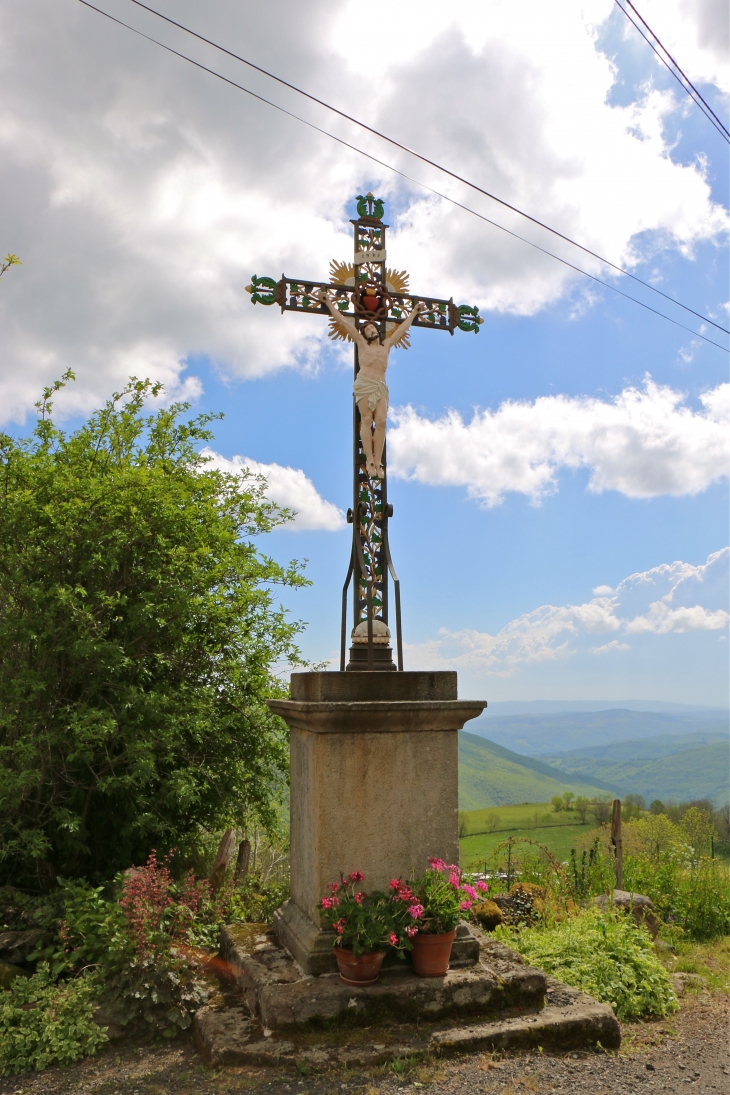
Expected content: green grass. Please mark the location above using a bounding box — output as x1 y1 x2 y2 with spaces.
460 802 593 835
458 802 600 868
461 822 599 868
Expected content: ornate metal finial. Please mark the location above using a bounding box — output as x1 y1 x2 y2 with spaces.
356 193 385 220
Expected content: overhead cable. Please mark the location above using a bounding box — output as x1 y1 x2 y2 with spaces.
75 0 729 353
614 0 730 143
107 0 730 337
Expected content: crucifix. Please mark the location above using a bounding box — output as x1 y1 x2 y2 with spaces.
246 193 482 673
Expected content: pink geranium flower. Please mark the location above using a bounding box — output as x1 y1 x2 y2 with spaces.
389 878 402 890
428 857 447 872
460 900 472 911
476 880 489 893
389 932 398 946
461 884 478 901
330 882 340 892
354 892 364 904
349 871 364 882
448 872 460 889
408 903 425 919
321 897 334 909
405 925 418 938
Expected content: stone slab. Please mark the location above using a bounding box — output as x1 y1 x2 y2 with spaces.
290 671 459 702
220 924 545 1031
193 976 620 1069
270 902 480 977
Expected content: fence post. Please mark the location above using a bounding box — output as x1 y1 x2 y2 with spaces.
611 799 623 890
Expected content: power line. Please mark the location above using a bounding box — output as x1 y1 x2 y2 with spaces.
74 0 729 353
614 0 730 143
111 0 729 338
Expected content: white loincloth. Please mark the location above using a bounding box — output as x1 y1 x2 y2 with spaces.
353 374 389 413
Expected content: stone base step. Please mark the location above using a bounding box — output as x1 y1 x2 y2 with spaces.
219 925 545 1030
194 982 619 1069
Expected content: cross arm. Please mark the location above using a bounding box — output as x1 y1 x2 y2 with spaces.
245 275 484 334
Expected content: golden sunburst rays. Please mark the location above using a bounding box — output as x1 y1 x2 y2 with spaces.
328 259 410 296
329 259 355 286
327 315 354 343
386 268 409 295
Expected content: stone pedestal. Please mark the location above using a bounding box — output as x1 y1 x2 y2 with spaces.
268 671 486 975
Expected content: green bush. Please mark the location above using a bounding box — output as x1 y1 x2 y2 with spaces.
0 963 107 1076
673 858 730 941
0 375 307 886
498 908 677 1021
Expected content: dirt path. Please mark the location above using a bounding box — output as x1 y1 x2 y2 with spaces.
1 993 727 1095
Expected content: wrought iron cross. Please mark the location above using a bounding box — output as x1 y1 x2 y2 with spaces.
246 194 482 672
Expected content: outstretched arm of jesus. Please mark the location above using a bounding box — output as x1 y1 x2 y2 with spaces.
383 300 425 348
315 289 360 342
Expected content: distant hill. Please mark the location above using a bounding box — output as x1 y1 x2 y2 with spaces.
484 701 727 717
458 731 610 811
543 735 730 806
468 709 729 756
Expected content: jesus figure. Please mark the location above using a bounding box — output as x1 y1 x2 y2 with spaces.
316 290 425 479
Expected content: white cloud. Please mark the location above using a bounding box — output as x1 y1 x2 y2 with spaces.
0 0 727 421
591 641 631 654
626 603 729 634
620 0 730 94
200 448 344 531
387 378 730 506
405 548 728 675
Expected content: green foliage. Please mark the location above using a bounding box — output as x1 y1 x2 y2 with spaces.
0 375 307 885
499 908 677 1021
568 838 614 901
0 963 107 1076
619 814 730 940
220 875 290 927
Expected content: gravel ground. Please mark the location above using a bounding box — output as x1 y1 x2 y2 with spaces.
1 992 728 1095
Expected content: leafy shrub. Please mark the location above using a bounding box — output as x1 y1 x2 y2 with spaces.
220 875 290 926
673 857 730 941
0 375 306 886
498 907 677 1021
0 963 107 1076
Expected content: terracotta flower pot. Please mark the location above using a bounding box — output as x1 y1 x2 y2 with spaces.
334 947 386 985
410 929 457 977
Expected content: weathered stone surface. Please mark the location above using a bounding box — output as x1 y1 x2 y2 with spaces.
0 929 48 964
671 972 705 996
194 1003 258 1066
221 925 545 1031
593 889 659 937
431 996 620 1054
193 975 620 1067
290 671 458 702
0 957 29 988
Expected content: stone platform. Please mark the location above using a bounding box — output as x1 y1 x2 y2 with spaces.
193 923 620 1068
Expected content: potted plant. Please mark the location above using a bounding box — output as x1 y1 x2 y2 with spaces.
392 859 488 977
319 872 406 985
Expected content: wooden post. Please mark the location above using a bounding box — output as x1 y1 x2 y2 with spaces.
611 799 623 890
208 828 236 892
234 838 252 884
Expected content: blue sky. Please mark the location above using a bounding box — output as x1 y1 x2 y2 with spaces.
0 0 727 705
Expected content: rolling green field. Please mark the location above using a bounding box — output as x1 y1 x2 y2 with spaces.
459 801 600 869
